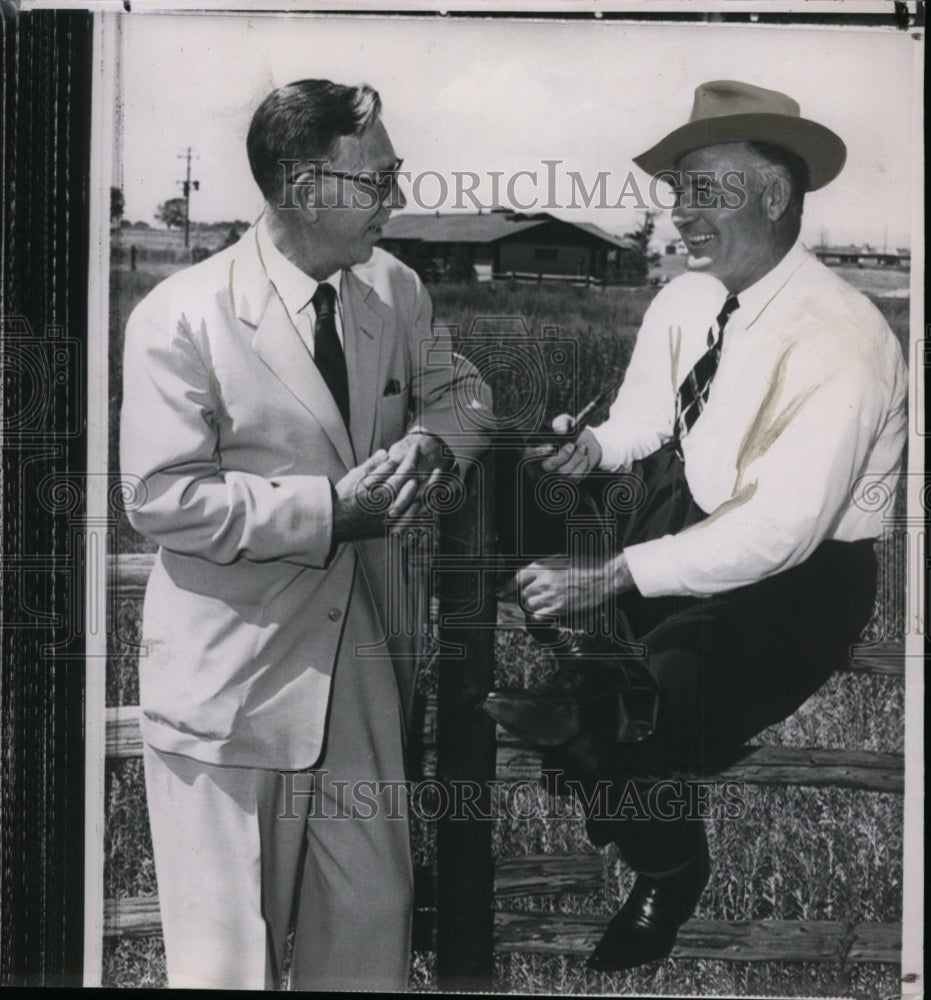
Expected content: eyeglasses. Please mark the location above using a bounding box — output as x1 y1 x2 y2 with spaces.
295 158 404 203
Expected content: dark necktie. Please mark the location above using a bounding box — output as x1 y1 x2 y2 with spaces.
311 282 350 429
673 294 740 452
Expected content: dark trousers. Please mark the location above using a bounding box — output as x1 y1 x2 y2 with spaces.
496 443 877 874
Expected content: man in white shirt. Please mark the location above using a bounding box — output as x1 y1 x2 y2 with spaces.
484 80 907 972
121 79 488 989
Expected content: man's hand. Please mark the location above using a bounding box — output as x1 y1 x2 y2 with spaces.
517 552 635 619
331 433 451 543
524 414 602 478
382 431 451 517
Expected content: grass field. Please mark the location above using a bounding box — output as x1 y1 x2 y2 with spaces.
104 231 910 994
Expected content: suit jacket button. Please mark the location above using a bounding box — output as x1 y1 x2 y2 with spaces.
328 608 342 622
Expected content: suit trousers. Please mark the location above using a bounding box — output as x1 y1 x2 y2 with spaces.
502 443 878 875
143 588 413 990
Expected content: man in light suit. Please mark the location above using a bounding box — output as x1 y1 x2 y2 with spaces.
120 79 489 990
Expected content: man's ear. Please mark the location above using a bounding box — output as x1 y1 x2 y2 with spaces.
763 176 792 223
289 172 321 223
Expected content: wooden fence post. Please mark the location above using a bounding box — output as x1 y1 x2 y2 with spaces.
435 452 497 990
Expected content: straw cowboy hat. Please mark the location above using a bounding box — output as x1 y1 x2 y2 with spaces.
633 80 846 191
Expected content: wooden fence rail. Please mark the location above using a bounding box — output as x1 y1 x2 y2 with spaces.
106 704 905 795
494 914 902 965
103 895 901 966
491 270 607 288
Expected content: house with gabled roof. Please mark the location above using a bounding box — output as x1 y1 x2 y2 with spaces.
379 209 645 284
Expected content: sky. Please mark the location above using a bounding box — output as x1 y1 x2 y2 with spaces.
115 13 921 249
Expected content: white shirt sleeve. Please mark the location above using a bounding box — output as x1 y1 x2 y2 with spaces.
623 350 892 597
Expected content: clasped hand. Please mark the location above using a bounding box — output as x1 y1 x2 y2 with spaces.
516 557 611 619
333 432 451 541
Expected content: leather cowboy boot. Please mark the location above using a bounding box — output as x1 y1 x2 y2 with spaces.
588 823 710 972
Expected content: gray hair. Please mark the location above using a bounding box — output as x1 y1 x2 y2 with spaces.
744 141 807 233
247 79 382 202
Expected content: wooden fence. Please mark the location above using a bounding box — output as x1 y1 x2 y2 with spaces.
103 464 905 981
493 270 607 288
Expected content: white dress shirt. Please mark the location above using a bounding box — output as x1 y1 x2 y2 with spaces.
590 242 908 598
256 216 344 353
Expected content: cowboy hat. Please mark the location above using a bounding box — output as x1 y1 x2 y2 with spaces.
633 80 846 191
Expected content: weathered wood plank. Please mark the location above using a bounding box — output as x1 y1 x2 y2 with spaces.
494 853 605 899
110 551 155 600
106 707 904 793
416 855 607 905
843 642 908 677
493 913 901 964
103 896 900 965
491 743 905 794
691 745 906 793
106 707 144 759
104 896 161 938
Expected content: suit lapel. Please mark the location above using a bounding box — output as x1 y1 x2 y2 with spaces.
342 268 386 459
230 227 355 468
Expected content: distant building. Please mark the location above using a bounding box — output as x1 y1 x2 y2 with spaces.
814 244 910 268
379 209 645 284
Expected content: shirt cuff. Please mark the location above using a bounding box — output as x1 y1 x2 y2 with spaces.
324 480 341 565
590 424 630 472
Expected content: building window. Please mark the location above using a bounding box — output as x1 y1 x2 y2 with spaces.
533 247 559 262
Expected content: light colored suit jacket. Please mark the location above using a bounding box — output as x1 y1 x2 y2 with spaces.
120 227 488 769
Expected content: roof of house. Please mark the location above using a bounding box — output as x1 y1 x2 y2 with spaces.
381 210 638 250
382 212 542 244
569 220 638 251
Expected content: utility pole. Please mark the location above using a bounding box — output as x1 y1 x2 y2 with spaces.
177 146 200 248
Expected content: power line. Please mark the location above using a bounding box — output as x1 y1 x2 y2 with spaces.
177 147 200 248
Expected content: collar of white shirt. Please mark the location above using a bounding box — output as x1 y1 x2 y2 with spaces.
732 240 810 331
256 216 343 348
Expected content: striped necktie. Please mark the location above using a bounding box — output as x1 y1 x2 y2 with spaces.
673 294 739 455
311 282 350 429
